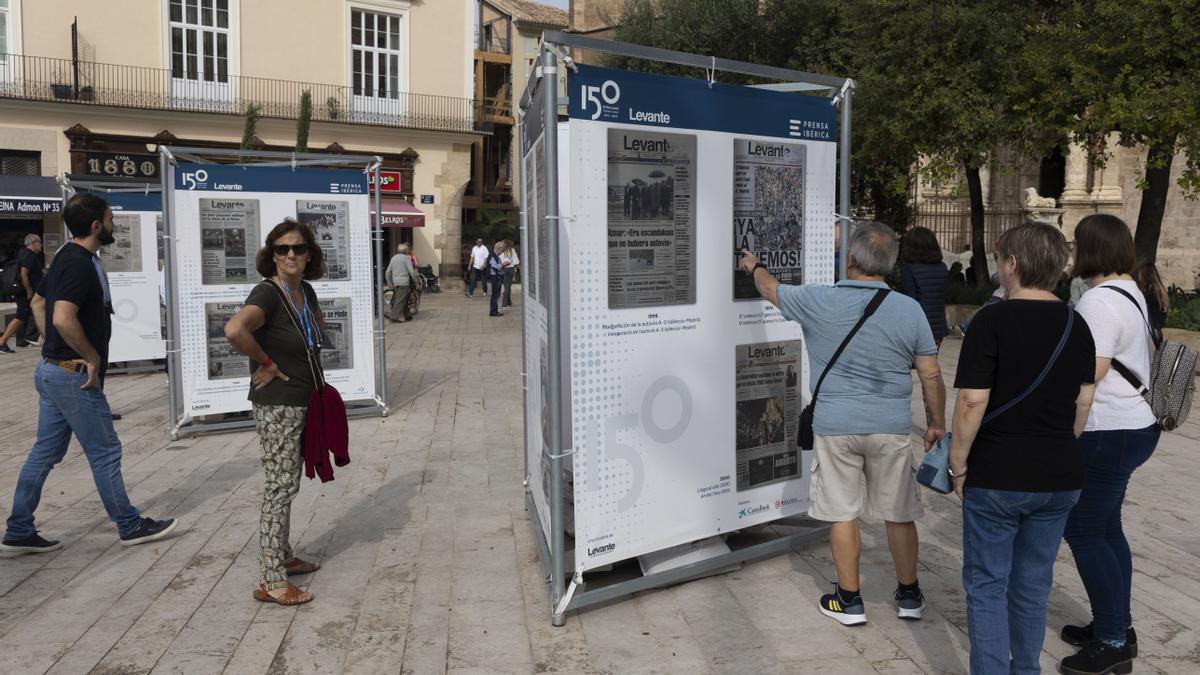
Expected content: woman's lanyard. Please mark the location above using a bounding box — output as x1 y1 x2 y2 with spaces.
280 281 315 350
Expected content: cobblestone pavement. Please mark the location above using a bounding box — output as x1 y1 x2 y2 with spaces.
0 289 1197 674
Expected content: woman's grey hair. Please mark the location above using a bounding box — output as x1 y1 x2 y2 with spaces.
847 221 899 277
24 234 41 246
396 243 410 254
995 222 1069 291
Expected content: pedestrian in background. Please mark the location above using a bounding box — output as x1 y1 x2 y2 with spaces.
500 238 519 309
898 226 949 347
224 219 327 606
2 194 177 555
0 234 44 354
488 240 506 317
948 223 1097 674
385 242 420 322
467 238 489 298
1059 214 1160 675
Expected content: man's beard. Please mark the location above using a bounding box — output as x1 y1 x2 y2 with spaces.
99 227 116 246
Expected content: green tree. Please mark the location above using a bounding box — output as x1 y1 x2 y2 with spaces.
239 103 261 163
296 89 312 153
1040 0 1200 263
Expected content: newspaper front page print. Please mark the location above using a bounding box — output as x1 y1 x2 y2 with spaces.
296 200 350 280
733 139 806 300
206 301 247 380
735 339 803 491
99 212 142 274
200 198 262 285
317 297 354 371
606 129 696 309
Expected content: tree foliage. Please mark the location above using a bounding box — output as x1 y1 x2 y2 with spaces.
296 89 312 153
239 103 262 163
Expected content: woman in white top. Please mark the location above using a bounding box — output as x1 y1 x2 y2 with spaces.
1058 214 1160 675
500 239 519 309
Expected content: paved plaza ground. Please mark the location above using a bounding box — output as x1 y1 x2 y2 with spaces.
0 289 1197 674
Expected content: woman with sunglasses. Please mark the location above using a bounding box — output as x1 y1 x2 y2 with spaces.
224 219 327 606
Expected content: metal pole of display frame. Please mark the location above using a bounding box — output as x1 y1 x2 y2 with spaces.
160 147 184 439
370 161 390 415
516 101 531 508
158 146 388 438
540 43 569 626
524 32 855 626
838 82 854 281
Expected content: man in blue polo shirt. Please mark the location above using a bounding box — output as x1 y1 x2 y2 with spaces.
739 221 946 627
1 193 178 554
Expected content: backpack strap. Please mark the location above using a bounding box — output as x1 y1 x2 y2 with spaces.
981 306 1074 425
1101 285 1157 395
810 289 890 406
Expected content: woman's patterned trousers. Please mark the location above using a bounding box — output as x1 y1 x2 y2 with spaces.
252 403 306 589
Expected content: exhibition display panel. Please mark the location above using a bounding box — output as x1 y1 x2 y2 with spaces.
520 32 854 625
158 148 388 438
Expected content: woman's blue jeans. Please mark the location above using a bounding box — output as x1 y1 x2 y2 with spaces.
962 487 1080 675
1063 425 1159 644
5 361 141 540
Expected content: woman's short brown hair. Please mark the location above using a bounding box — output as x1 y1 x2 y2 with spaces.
255 219 326 280
995 222 1069 291
900 226 944 264
1072 213 1135 279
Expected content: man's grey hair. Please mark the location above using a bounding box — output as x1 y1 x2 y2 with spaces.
847 221 899 277
396 243 410 254
24 234 41 247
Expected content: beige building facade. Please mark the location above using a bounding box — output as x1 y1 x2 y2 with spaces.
0 0 480 278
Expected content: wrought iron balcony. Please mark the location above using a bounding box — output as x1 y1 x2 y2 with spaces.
0 52 489 135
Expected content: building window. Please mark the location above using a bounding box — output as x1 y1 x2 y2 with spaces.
0 150 40 176
169 0 230 84
351 8 403 100
0 0 10 59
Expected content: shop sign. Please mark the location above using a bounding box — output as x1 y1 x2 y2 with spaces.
370 171 402 192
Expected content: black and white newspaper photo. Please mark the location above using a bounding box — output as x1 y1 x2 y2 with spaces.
734 340 803 491
606 129 696 309
317 296 354 371
200 198 261 285
532 138 548 309
296 200 350 280
206 301 248 380
98 212 142 274
732 139 806 300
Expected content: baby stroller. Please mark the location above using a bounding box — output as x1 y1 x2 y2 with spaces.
417 265 440 293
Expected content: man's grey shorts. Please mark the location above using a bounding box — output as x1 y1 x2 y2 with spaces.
808 433 924 523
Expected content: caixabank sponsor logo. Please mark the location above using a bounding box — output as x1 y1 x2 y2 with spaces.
738 502 771 518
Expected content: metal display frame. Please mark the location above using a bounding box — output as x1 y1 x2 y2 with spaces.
60 175 166 376
158 146 389 439
519 32 856 626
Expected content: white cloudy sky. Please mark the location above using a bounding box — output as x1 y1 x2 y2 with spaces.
542 0 569 8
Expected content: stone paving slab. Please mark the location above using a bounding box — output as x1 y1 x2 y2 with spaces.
0 289 1196 674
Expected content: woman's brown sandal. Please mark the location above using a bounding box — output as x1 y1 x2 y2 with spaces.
253 582 314 605
284 558 321 576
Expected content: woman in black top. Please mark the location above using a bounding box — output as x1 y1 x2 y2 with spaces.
947 223 1097 674
898 227 949 345
225 219 326 606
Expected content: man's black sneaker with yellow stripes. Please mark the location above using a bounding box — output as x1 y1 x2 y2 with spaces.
819 585 867 626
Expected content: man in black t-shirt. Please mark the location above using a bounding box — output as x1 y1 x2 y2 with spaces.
1 194 178 555
0 234 43 354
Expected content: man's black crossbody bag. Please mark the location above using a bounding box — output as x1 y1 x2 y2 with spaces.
797 289 891 450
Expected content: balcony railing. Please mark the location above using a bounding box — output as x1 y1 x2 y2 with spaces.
0 52 488 135
477 35 510 56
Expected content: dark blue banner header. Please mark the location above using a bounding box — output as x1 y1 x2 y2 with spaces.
173 164 369 195
569 64 836 142
98 191 162 212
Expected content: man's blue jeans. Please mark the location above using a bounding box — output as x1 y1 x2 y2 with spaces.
490 272 503 314
468 267 487 295
5 361 141 539
1064 425 1159 644
962 487 1080 675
